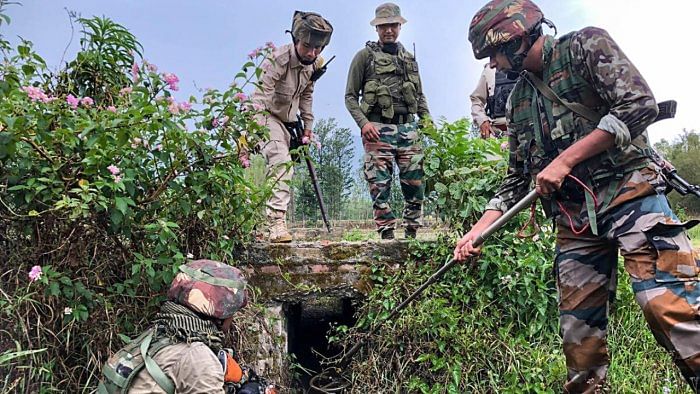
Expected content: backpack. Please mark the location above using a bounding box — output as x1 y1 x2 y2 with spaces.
98 327 176 394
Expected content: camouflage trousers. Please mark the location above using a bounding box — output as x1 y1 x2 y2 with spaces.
362 121 424 233
555 192 700 393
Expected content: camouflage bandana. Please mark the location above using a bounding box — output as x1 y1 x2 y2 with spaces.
468 0 544 59
153 301 223 350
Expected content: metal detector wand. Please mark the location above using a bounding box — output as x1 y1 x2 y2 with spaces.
336 189 539 366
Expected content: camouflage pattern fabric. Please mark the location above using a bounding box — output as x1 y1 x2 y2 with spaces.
363 121 424 232
370 2 407 26
468 0 544 59
486 29 658 214
554 171 700 392
291 11 333 47
168 260 248 320
478 25 700 391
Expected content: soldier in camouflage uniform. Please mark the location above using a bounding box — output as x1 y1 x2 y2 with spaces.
455 1 700 392
253 11 333 243
99 260 274 394
345 2 431 240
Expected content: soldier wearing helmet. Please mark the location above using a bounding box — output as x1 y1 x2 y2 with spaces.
455 0 700 392
252 11 333 243
99 260 275 393
345 3 431 240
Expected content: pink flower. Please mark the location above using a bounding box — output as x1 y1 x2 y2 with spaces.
107 165 120 175
162 72 180 91
119 87 132 95
130 137 142 148
212 115 229 128
106 106 117 113
247 48 260 59
147 62 158 73
179 101 192 112
131 61 139 83
113 175 122 183
265 41 276 50
302 136 311 145
167 100 180 115
500 141 509 151
155 144 163 151
234 92 247 102
28 265 42 282
80 97 94 107
240 157 250 168
22 86 55 103
66 94 79 109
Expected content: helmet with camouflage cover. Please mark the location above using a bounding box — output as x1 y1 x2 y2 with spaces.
468 0 545 60
168 260 248 320
291 11 333 47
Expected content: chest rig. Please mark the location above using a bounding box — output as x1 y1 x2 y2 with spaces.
360 41 422 119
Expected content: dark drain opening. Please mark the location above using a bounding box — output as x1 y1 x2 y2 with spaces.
286 297 357 391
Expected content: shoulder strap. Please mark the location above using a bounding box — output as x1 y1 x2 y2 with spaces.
141 331 176 394
525 71 602 123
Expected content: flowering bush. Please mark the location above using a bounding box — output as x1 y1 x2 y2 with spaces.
0 14 275 391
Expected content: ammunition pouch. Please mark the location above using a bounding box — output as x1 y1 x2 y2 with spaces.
360 80 379 115
402 81 418 113
376 84 394 119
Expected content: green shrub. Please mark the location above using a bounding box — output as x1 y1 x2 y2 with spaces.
0 15 274 391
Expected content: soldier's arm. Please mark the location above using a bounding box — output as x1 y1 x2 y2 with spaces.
570 27 658 149
175 343 225 394
299 79 315 131
470 67 490 127
344 49 370 128
416 70 431 120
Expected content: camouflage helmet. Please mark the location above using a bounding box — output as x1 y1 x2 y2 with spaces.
468 0 544 60
291 11 333 47
168 260 248 320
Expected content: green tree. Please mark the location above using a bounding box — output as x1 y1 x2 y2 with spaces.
655 129 700 216
292 118 354 223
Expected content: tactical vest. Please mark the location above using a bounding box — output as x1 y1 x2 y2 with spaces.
486 71 517 119
508 33 649 192
360 41 422 119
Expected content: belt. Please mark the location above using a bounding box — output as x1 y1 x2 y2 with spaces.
367 113 415 125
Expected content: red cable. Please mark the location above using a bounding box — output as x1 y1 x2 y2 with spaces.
554 174 598 235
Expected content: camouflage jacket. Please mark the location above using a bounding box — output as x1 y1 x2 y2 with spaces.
486 27 659 214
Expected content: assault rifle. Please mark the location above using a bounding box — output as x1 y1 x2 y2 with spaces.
646 100 700 199
284 116 332 233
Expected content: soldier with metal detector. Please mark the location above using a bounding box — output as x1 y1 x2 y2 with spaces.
252 11 333 243
456 0 700 392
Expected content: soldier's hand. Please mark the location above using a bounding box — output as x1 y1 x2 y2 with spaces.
536 159 572 196
479 120 491 139
454 230 481 261
361 122 380 142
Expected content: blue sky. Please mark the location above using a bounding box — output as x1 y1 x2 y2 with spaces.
5 1 699 147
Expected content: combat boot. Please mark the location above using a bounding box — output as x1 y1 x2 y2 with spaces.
267 211 292 243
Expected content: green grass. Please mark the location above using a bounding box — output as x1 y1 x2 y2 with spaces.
688 224 700 249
